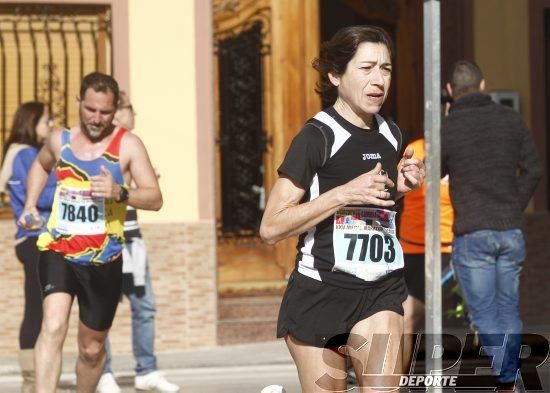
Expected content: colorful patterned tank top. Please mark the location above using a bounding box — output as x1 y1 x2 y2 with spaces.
37 128 128 265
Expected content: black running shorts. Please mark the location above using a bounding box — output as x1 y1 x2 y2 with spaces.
403 253 451 303
38 250 122 331
277 270 408 348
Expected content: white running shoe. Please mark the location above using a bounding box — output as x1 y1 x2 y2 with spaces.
135 371 180 392
261 385 286 393
96 372 121 393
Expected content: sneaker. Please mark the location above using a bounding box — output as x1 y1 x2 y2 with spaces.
96 373 121 393
261 385 287 393
135 371 180 392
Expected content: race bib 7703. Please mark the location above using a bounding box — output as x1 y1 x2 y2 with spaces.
333 207 404 281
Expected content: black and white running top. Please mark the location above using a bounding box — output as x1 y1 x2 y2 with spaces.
278 107 407 289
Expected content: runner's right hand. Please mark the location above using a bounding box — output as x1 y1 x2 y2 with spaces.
339 162 395 206
17 207 43 231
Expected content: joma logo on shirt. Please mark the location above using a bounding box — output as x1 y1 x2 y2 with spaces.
362 153 382 160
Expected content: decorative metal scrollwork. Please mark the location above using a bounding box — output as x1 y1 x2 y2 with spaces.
214 6 271 56
38 63 64 127
217 22 266 236
0 4 111 144
212 0 241 15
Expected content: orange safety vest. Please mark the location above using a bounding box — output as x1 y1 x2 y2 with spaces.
399 138 454 254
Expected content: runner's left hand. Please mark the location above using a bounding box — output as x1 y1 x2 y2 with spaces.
396 147 425 193
90 165 119 199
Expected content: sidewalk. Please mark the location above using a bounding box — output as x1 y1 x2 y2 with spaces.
0 340 300 392
0 340 294 378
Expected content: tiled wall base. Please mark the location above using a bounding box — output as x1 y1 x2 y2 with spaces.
0 220 217 356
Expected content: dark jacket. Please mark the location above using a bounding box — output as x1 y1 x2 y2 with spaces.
441 92 542 235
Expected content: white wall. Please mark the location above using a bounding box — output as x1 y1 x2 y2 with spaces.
128 0 199 222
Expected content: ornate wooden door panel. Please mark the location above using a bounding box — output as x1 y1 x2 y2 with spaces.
214 0 282 294
213 0 320 295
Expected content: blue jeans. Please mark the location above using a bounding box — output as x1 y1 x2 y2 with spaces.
104 254 157 376
452 229 525 384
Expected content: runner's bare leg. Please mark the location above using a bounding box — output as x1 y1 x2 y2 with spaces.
35 293 73 393
349 310 403 392
285 335 347 392
403 295 425 373
75 321 109 393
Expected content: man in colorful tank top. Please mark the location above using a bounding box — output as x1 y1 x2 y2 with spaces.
18 72 163 393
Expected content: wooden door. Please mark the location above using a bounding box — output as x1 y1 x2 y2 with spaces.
213 0 320 295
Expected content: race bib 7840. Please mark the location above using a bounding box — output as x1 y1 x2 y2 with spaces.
56 186 106 235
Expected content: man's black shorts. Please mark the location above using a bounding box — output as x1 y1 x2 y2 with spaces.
39 250 122 331
403 253 451 303
277 270 408 348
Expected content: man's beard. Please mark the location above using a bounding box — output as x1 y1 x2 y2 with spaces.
82 120 111 139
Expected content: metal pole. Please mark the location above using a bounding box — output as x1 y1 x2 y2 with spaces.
423 1 442 391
